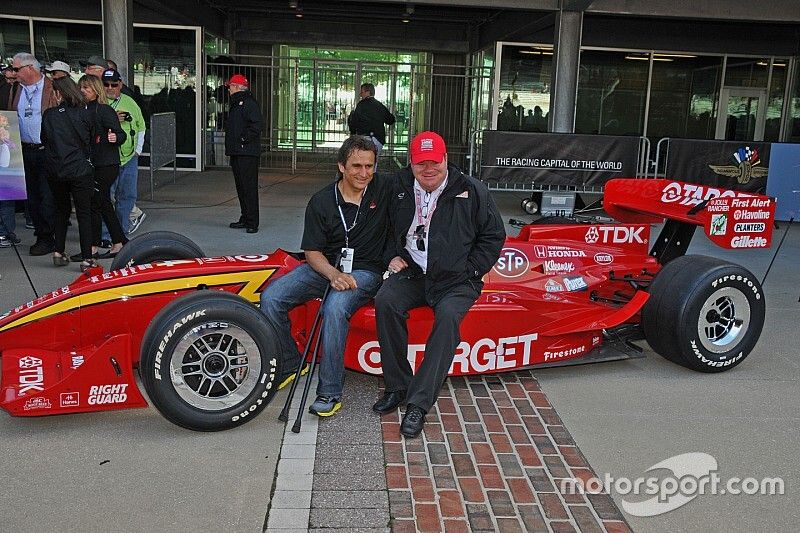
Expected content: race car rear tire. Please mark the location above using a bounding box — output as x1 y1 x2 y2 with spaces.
642 255 765 372
139 291 282 431
110 231 205 271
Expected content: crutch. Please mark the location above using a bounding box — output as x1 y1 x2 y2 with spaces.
277 282 332 433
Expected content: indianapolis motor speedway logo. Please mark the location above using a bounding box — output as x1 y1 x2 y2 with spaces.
708 146 768 185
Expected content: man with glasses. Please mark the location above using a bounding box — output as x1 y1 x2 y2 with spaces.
102 68 145 239
9 53 59 255
372 131 505 438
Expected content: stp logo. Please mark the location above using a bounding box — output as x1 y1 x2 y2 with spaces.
493 248 530 278
585 226 647 244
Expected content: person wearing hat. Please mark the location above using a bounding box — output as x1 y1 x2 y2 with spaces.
225 73 263 233
46 61 71 80
102 68 145 238
372 131 505 438
80 55 108 79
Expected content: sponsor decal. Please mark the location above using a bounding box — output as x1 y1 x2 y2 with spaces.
229 360 280 423
711 274 761 300
543 345 587 362
661 182 739 206
733 209 771 221
730 235 767 248
708 146 769 185
594 253 613 265
710 214 728 236
88 384 129 405
543 260 575 274
542 293 563 301
357 334 540 375
733 222 765 233
707 203 729 213
23 397 52 411
60 392 80 407
585 226 646 244
563 276 588 292
70 355 84 370
18 356 44 395
233 255 270 262
545 279 564 293
494 248 530 278
534 245 587 259
592 335 601 346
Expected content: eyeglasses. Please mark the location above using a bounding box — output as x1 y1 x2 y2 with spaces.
9 65 33 73
103 82 120 87
413 224 426 251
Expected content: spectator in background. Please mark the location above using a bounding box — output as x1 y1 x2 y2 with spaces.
41 77 96 270
0 63 21 249
45 61 71 80
348 83 395 169
225 73 263 234
78 74 127 260
102 68 146 239
10 52 59 256
80 55 107 78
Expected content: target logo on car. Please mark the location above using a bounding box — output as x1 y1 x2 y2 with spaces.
493 248 530 278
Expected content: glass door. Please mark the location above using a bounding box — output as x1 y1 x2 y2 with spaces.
716 88 767 141
313 61 357 148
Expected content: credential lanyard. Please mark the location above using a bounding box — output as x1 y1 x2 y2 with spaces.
334 182 367 248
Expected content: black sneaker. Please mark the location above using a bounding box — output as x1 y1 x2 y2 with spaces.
98 239 113 249
30 240 55 256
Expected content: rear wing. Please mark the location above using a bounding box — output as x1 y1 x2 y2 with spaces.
603 179 776 250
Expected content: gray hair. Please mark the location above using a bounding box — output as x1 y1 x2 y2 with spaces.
12 52 41 72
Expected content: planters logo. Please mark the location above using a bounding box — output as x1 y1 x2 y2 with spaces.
708 146 768 185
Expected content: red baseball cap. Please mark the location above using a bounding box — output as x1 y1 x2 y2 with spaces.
226 73 249 87
410 131 447 164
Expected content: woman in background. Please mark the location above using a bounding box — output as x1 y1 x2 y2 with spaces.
78 74 127 259
41 77 96 271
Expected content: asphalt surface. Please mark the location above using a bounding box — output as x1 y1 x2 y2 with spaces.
0 167 797 531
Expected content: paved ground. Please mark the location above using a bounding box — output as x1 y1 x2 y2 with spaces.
0 167 797 532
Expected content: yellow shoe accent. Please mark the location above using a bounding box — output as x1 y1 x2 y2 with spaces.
311 400 342 417
278 364 310 390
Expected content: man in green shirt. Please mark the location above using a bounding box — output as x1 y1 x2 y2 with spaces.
102 68 146 238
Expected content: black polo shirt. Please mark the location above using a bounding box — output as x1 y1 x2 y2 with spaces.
301 172 391 274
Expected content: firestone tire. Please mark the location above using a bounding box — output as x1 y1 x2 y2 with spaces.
139 291 282 431
110 231 205 271
642 255 765 373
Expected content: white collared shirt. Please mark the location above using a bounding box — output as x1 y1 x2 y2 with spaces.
405 173 448 273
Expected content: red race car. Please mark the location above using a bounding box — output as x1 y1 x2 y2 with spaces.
0 179 776 431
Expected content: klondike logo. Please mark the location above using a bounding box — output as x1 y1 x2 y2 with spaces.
708 147 768 185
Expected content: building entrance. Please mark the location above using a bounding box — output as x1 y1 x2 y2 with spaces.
716 87 768 141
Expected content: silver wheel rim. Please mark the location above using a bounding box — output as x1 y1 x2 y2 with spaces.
169 322 261 411
697 286 751 355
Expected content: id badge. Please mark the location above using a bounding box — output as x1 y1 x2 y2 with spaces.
24 108 33 118
340 247 354 273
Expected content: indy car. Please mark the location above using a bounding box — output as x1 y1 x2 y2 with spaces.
0 179 776 431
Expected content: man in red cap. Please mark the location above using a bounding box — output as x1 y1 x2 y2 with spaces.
225 73 263 233
372 131 505 437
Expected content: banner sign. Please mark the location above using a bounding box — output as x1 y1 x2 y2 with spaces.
480 131 641 187
664 139 771 194
0 111 27 200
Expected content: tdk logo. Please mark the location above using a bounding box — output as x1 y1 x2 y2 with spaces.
585 226 646 244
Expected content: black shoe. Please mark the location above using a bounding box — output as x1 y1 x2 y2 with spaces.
96 250 118 259
400 404 426 438
70 251 99 262
30 240 55 256
246 227 258 234
372 390 406 414
98 239 113 249
229 221 246 229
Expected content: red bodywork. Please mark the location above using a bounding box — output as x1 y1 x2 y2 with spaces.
0 179 776 418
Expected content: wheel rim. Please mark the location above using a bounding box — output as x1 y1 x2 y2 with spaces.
169 323 261 411
697 287 751 355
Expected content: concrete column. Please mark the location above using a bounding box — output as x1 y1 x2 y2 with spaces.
102 0 134 85
550 8 583 133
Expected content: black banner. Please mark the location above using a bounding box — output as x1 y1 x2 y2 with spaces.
480 131 641 187
664 139 771 193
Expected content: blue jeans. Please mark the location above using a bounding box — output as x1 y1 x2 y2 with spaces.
104 155 138 240
0 200 15 237
260 263 381 398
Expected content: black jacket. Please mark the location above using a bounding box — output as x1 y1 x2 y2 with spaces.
85 100 126 168
0 79 19 111
225 90 263 157
41 104 94 180
387 164 506 305
348 97 395 145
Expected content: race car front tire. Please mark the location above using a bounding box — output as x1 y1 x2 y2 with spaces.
139 291 282 431
642 255 765 372
111 231 205 271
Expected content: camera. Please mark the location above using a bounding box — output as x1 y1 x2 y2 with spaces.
121 111 132 122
